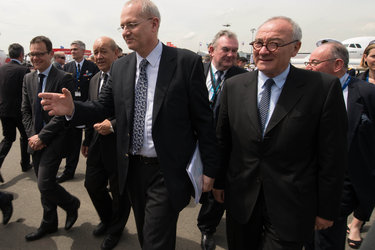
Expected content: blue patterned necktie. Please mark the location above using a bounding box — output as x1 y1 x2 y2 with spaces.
131 59 149 154
258 78 274 133
35 73 45 134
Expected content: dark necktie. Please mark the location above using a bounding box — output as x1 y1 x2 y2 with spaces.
76 64 81 80
214 70 224 90
34 73 45 134
131 59 149 154
258 78 274 133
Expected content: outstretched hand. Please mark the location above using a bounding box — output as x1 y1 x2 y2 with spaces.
39 88 74 116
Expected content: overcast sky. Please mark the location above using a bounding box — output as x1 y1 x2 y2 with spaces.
1 0 374 55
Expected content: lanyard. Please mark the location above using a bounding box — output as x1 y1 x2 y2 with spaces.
342 76 351 91
209 66 224 103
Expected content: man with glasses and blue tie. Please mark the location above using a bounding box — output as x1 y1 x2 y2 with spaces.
212 16 348 250
39 0 218 249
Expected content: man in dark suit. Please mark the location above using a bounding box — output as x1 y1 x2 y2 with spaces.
22 36 80 241
0 43 32 182
58 40 99 183
306 42 375 250
40 0 218 249
81 36 131 250
198 30 246 250
213 16 348 250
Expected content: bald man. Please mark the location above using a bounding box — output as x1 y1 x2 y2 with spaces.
82 36 131 250
306 42 375 250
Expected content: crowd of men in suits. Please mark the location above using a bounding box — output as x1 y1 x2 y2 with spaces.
1 0 375 249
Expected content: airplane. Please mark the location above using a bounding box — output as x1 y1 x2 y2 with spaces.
291 36 375 69
222 24 231 27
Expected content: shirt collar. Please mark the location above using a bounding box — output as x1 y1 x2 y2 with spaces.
76 59 84 68
37 64 53 77
339 73 349 87
136 40 162 67
11 59 22 64
211 63 228 76
259 64 290 89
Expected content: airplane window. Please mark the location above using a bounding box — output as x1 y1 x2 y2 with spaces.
349 44 356 48
355 44 361 48
344 44 349 47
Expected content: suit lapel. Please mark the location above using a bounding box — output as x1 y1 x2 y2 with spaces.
123 54 137 125
92 72 101 100
265 66 305 135
244 71 262 134
347 79 362 145
152 45 176 125
44 66 57 93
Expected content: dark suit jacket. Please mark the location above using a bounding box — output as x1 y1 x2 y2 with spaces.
347 77 375 200
215 66 348 241
64 59 99 102
53 62 63 71
71 44 219 212
203 62 246 124
0 60 30 117
21 65 74 151
82 71 117 167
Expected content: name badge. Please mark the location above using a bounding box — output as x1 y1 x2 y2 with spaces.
75 91 81 97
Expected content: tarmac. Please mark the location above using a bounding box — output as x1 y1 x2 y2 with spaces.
0 128 373 249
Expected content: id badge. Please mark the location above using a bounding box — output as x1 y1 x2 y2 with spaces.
75 91 81 97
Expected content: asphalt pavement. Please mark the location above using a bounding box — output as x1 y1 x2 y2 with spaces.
0 128 373 249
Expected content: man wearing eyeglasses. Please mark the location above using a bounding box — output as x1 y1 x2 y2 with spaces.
198 30 246 250
39 0 218 249
213 16 347 249
306 42 375 250
21 36 80 241
53 51 66 70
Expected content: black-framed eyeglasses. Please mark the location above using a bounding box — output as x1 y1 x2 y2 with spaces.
59 56 66 60
304 58 337 67
118 17 153 32
28 51 49 58
250 40 299 52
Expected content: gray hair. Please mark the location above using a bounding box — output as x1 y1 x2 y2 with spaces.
71 40 86 50
325 42 349 69
125 0 161 22
211 30 238 48
260 16 302 41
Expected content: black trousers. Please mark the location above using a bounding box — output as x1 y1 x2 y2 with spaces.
226 191 303 250
0 116 30 169
63 127 82 176
197 191 225 234
33 146 77 227
127 156 179 250
84 145 131 235
309 177 375 250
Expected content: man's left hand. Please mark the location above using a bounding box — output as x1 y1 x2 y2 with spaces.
93 119 113 135
202 175 214 192
315 216 334 230
28 135 46 151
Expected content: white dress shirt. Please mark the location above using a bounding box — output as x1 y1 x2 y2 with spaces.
257 64 290 134
205 64 227 100
135 41 163 157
